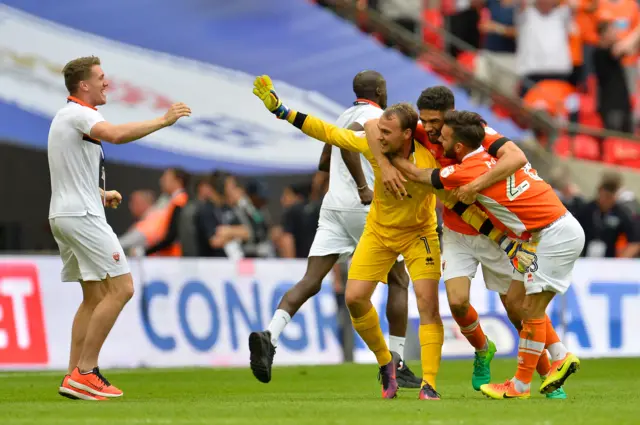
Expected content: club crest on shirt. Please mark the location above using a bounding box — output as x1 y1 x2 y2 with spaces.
113 252 121 263
440 165 455 178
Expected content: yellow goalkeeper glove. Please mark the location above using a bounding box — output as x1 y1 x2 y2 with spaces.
252 75 290 119
498 235 538 273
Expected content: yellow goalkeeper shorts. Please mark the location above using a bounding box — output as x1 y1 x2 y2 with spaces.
348 224 441 283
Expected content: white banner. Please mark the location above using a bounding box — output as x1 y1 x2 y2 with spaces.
0 5 344 171
0 256 638 370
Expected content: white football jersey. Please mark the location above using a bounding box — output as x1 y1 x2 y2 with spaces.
321 102 382 212
48 100 106 219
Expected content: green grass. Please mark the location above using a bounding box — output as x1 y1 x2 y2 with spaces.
0 358 638 425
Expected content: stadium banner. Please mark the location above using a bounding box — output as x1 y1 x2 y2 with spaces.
0 5 345 174
0 256 639 370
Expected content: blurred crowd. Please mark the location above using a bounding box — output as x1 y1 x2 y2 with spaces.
121 165 638 260
315 0 640 156
119 168 330 260
550 168 640 257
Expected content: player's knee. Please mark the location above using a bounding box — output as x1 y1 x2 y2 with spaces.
107 273 134 303
415 294 440 323
448 298 470 318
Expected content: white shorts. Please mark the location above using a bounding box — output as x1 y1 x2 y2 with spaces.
308 208 403 264
49 214 130 282
441 227 512 294
512 213 585 295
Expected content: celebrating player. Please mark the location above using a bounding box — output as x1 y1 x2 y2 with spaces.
390 110 584 400
50 56 191 400
252 75 529 400
365 86 568 399
249 71 421 388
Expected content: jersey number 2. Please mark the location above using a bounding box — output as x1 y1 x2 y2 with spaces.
506 164 542 201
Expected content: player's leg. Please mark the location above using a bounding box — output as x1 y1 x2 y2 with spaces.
443 231 495 390
50 219 108 401
481 214 585 400
386 259 422 388
250 209 357 383
347 227 400 399
250 254 338 383
402 232 442 400
59 215 132 398
68 282 106 374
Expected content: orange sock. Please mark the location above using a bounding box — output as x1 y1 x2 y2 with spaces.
545 314 561 347
452 305 487 351
536 350 551 377
514 318 546 385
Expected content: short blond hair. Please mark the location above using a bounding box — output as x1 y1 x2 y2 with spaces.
62 56 101 94
382 103 419 138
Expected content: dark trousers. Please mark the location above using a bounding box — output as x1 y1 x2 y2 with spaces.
447 8 481 58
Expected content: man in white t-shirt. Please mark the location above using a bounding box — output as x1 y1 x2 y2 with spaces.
249 71 421 388
50 56 190 401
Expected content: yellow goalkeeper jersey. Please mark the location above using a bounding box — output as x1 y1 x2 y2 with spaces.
293 113 439 239
289 111 504 243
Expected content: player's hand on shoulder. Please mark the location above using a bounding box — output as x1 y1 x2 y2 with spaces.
380 160 407 200
163 103 192 127
358 186 373 205
105 190 122 209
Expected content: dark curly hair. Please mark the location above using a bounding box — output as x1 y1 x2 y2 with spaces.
416 86 455 111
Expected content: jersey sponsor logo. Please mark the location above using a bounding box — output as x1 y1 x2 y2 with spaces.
0 263 49 365
440 165 455 179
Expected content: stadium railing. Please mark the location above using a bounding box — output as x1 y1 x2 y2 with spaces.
322 0 640 161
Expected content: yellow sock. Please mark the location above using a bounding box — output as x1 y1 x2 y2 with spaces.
351 307 391 366
419 323 444 389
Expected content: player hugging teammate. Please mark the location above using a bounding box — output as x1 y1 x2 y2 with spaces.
252 74 583 401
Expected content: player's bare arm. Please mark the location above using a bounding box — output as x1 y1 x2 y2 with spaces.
389 155 438 187
455 139 527 204
364 118 407 199
91 103 191 145
318 144 332 172
343 122 373 205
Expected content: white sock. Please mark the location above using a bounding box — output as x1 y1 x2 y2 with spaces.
266 309 291 347
547 342 568 362
388 335 406 359
512 377 530 393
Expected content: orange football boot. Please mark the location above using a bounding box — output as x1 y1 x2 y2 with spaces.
59 374 108 401
68 367 123 398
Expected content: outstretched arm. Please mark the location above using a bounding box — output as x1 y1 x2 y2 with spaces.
90 103 191 145
253 75 368 154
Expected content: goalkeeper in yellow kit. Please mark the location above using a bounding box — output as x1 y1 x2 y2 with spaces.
253 75 528 400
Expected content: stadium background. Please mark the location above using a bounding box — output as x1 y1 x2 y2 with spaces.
1 0 640 423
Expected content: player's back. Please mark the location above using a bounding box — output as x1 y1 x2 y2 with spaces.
322 102 382 212
470 152 566 236
48 101 105 219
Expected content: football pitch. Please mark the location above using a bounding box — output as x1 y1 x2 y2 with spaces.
1 358 638 425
